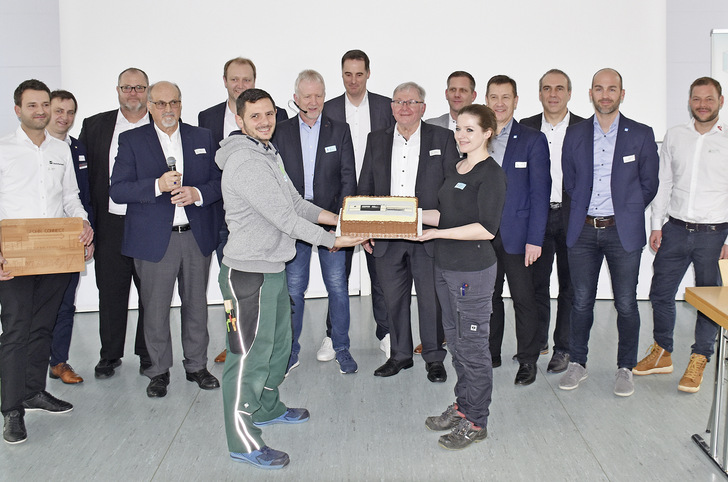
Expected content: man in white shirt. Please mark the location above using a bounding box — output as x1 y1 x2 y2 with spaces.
110 81 223 398
520 69 585 374
426 71 477 132
322 50 395 359
79 67 151 379
0 79 93 444
633 76 728 393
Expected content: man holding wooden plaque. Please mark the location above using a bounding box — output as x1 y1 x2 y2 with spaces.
0 79 93 444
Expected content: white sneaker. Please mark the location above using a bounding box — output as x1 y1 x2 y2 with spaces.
379 334 391 358
316 337 335 362
559 362 588 390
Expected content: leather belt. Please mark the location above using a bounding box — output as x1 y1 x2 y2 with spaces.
172 224 191 232
668 216 728 233
585 215 615 229
550 202 562 210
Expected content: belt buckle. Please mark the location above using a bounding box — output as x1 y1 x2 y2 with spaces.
593 217 605 229
685 223 697 233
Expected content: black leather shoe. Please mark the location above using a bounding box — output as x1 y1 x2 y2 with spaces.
492 355 502 368
547 351 570 374
515 363 537 386
95 358 121 379
3 410 27 445
426 361 447 383
374 358 414 377
186 368 220 390
22 391 73 413
146 372 170 398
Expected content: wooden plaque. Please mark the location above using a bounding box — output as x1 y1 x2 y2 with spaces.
0 217 85 276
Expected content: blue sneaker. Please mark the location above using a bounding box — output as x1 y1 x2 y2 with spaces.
230 446 289 469
335 349 358 374
253 407 310 426
284 353 299 378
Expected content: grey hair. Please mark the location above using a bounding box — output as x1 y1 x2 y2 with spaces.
393 81 426 102
147 81 182 102
294 69 325 96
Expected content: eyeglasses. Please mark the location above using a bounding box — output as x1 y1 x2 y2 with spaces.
392 100 424 107
118 85 147 93
149 100 181 110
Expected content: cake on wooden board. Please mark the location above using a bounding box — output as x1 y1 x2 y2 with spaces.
340 196 419 238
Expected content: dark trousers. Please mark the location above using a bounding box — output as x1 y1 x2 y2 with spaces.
568 224 642 369
488 234 541 364
375 241 445 363
436 264 496 429
326 247 390 340
649 221 726 359
532 207 572 353
94 210 148 361
0 273 70 414
50 271 80 366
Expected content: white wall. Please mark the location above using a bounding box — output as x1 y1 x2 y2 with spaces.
8 0 703 309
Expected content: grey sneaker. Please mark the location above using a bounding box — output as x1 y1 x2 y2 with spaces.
614 367 634 397
438 417 487 450
559 362 588 390
425 404 464 431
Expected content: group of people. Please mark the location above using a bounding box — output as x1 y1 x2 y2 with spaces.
0 48 726 472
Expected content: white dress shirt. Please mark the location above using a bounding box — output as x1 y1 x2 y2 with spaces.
223 101 239 141
109 110 149 215
390 122 421 196
540 111 570 203
152 123 193 227
0 126 87 221
651 118 728 230
345 91 371 180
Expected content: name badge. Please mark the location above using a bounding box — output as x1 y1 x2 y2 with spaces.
454 182 466 190
78 155 87 169
195 148 207 155
623 154 635 163
515 161 527 168
430 149 441 156
325 145 337 153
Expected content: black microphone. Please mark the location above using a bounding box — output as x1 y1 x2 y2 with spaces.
166 156 177 171
288 99 308 114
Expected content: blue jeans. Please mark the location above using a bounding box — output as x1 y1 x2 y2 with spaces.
50 272 79 366
568 225 642 369
649 221 725 359
286 240 350 355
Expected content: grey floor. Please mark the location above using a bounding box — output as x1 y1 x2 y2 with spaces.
1 296 726 481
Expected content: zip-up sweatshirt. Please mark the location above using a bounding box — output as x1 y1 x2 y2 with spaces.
215 134 335 273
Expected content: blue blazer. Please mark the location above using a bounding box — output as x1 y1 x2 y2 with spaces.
198 101 289 151
109 122 223 262
498 120 551 254
70 136 94 228
562 114 659 252
357 121 458 257
272 114 356 215
323 91 395 132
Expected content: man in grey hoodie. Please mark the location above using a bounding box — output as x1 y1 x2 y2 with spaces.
215 88 362 470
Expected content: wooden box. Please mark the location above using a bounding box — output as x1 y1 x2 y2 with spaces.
0 217 85 276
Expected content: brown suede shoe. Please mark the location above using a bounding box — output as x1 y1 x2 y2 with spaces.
414 344 423 355
49 363 84 384
214 349 227 363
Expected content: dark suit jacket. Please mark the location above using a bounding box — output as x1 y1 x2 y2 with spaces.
70 136 94 228
497 120 551 255
323 91 395 132
79 110 154 218
109 122 222 262
272 114 356 215
519 111 586 230
358 121 458 257
198 101 288 151
562 114 659 252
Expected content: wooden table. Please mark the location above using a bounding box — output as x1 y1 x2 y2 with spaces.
685 286 728 476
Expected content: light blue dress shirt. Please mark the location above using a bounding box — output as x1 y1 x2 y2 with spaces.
588 114 620 216
489 118 513 166
299 114 321 200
